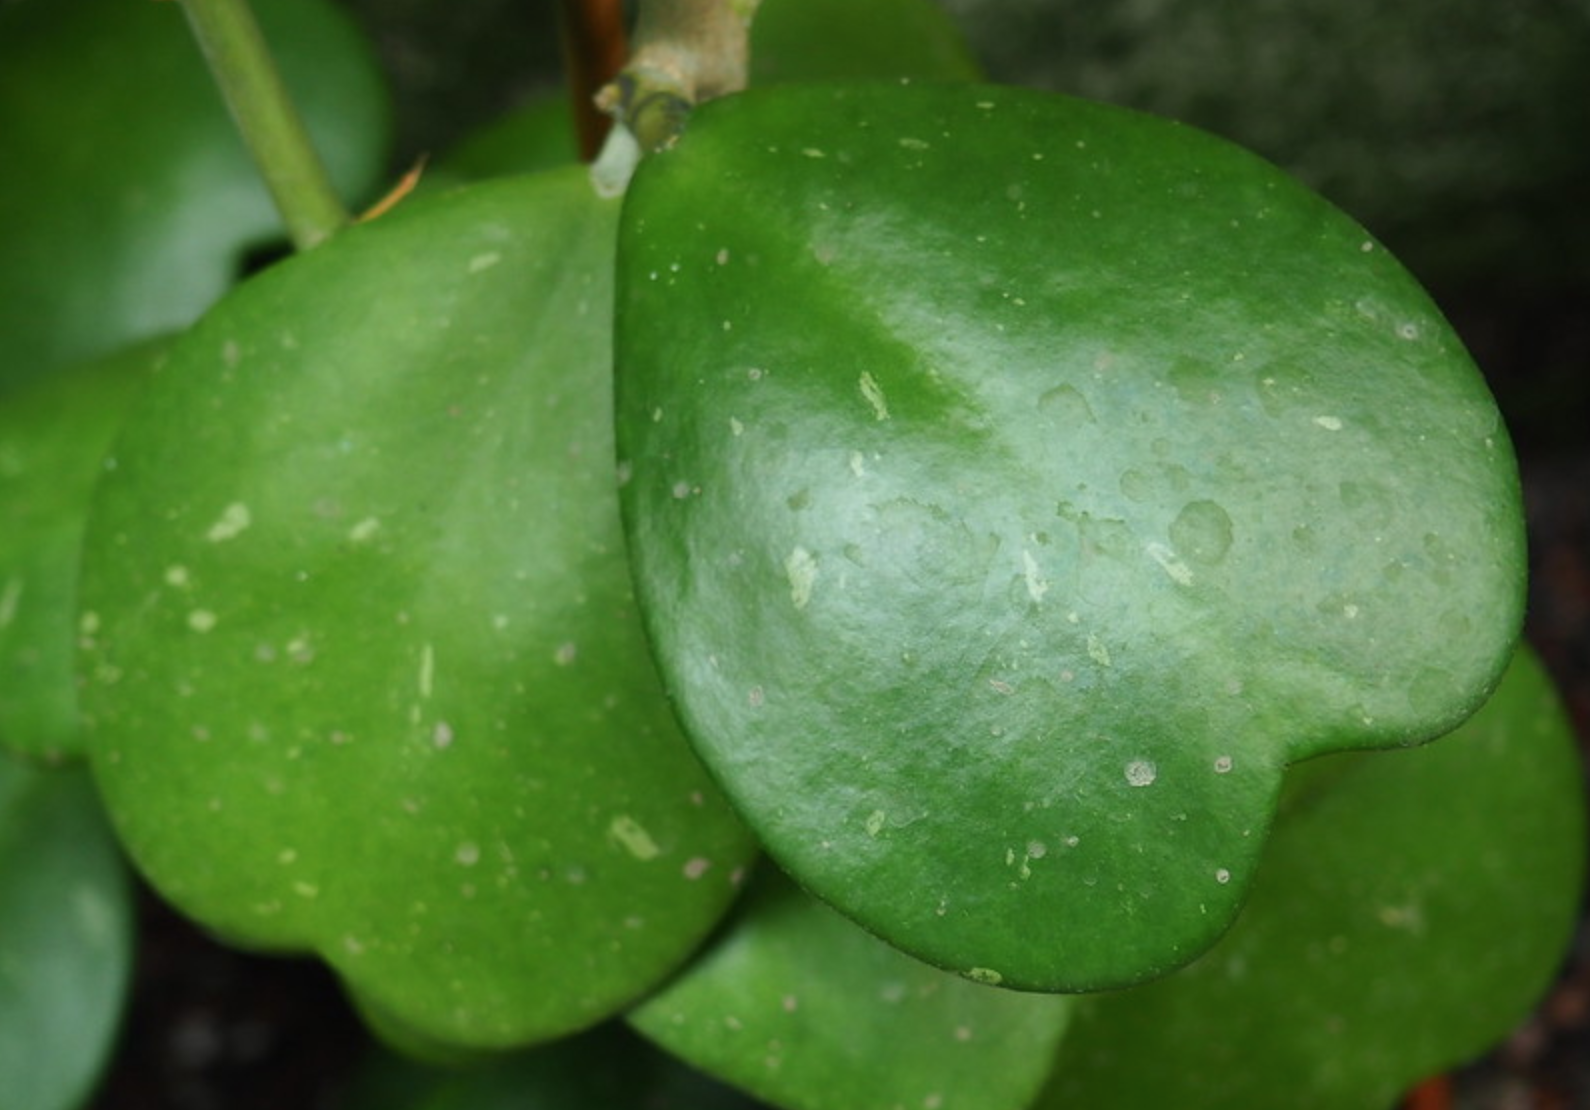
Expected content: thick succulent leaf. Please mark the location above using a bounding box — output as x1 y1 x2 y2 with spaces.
0 0 391 387
1037 645 1586 1109
0 340 164 759
614 83 1524 990
0 754 134 1110
78 169 756 1049
630 867 1071 1110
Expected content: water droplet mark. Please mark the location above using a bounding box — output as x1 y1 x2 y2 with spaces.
1168 500 1233 567
1124 760 1158 787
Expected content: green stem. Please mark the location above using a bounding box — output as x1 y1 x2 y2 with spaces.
178 0 349 250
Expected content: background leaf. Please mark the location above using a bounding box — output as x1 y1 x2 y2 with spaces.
0 754 134 1110
0 340 166 759
0 0 391 388
1037 645 1586 1109
343 1023 765 1110
631 868 1071 1110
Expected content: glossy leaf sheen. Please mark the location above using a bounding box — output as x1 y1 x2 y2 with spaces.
630 868 1071 1110
1038 646 1586 1109
78 170 755 1049
0 755 134 1110
615 84 1524 990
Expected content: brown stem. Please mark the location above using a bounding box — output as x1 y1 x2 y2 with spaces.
595 0 760 152
558 0 629 162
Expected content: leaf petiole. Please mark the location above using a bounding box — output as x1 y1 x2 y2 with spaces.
178 0 349 250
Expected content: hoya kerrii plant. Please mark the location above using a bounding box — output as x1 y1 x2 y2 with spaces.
0 0 1582 1108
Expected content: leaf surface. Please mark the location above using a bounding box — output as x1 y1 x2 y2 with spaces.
0 0 390 387
0 755 133 1110
0 341 164 759
1037 645 1586 1109
79 170 755 1049
630 868 1070 1110
614 83 1525 989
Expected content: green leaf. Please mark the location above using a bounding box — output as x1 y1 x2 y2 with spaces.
78 168 756 1050
1 340 165 760
630 868 1071 1110
614 83 1524 990
344 1023 767 1110
0 0 392 388
0 753 134 1110
1036 644 1586 1108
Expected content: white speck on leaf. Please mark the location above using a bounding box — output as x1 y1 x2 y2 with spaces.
163 565 191 588
682 857 711 880
610 815 661 860
187 609 217 633
1125 759 1158 787
965 967 1003 986
456 842 481 866
1022 549 1049 602
1087 634 1112 667
1146 542 1194 586
468 251 501 273
206 502 251 542
865 810 886 837
348 517 380 542
858 372 890 420
785 547 819 609
1313 415 1344 431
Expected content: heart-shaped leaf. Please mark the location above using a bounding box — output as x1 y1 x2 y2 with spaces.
614 83 1524 990
0 753 133 1110
630 867 1071 1110
78 169 756 1050
1 340 165 759
1036 644 1586 1109
0 0 390 387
